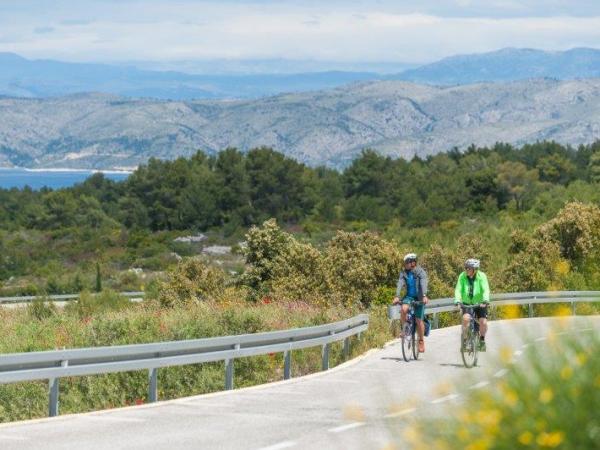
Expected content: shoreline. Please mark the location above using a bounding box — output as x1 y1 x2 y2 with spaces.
0 166 134 174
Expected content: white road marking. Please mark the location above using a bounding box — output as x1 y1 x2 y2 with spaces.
521 344 530 349
257 441 297 450
494 369 509 378
430 394 459 404
535 337 547 342
513 350 523 356
470 381 490 390
384 407 416 418
328 422 365 433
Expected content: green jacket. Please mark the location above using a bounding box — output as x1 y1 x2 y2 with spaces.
454 271 490 305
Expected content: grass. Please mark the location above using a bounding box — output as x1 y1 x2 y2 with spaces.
0 300 391 422
0 296 597 424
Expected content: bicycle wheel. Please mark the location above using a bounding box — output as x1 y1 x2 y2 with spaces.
461 326 478 368
401 322 412 362
412 320 419 360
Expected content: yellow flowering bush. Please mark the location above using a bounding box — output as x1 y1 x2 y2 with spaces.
409 327 599 449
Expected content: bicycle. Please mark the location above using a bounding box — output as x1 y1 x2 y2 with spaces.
458 304 481 368
401 301 423 361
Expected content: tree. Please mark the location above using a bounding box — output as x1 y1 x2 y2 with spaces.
95 262 102 292
495 161 540 210
589 151 600 184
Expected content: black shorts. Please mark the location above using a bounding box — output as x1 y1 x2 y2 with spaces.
461 305 488 319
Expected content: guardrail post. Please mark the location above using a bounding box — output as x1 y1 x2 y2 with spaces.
571 302 576 316
48 359 68 417
528 303 533 318
48 377 59 417
225 344 239 390
148 368 158 403
343 337 350 360
225 358 234 390
322 331 334 370
284 350 292 380
433 313 439 330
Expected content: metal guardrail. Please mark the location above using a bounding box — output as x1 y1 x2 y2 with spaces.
426 291 600 328
0 291 145 305
0 314 368 417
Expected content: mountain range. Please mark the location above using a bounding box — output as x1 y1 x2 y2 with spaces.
2 78 599 169
2 48 600 100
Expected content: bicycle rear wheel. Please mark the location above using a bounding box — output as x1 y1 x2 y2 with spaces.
461 327 478 368
401 322 412 362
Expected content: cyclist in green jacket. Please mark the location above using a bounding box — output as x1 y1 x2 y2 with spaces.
454 258 490 351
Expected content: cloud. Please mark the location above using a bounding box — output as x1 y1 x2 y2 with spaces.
0 2 598 64
33 26 54 34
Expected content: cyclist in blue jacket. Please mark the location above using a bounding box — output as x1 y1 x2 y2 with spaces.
393 253 430 352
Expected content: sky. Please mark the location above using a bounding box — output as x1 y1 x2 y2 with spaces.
1 0 600 66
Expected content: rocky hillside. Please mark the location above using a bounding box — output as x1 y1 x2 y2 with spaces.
1 78 600 169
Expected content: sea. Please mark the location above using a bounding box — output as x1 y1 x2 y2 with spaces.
0 167 131 190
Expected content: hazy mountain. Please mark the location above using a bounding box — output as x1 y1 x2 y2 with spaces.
0 52 381 100
1 78 599 169
3 48 600 101
397 48 600 85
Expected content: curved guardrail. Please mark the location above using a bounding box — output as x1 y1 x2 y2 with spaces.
426 291 600 328
0 314 368 417
0 291 145 305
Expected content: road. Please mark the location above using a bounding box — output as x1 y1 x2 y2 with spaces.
0 316 597 450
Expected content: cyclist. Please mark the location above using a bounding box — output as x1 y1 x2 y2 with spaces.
393 253 429 352
454 258 490 351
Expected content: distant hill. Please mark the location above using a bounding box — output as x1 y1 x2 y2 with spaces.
2 48 600 101
1 78 599 169
396 48 600 85
0 52 379 100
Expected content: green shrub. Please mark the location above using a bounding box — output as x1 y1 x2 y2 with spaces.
409 325 599 450
27 297 58 320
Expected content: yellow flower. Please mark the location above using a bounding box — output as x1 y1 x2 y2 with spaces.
476 409 502 431
575 353 587 366
503 305 521 320
343 404 365 421
537 431 565 448
554 305 571 318
457 427 470 441
539 388 554 404
402 427 420 444
554 260 570 275
560 366 573 380
504 388 519 407
434 381 452 396
519 431 534 445
465 438 490 450
500 346 513 364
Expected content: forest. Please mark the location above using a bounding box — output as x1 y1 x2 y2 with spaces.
1 140 600 297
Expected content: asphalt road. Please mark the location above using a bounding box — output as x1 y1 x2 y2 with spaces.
0 316 597 450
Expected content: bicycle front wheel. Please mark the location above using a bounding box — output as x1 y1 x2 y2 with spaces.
412 324 419 360
401 322 412 362
461 327 478 368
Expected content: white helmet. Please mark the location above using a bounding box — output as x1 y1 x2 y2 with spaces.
465 258 480 269
403 253 417 263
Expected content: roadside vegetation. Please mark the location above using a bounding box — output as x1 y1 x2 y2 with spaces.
0 141 599 422
405 322 599 450
1 140 599 296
